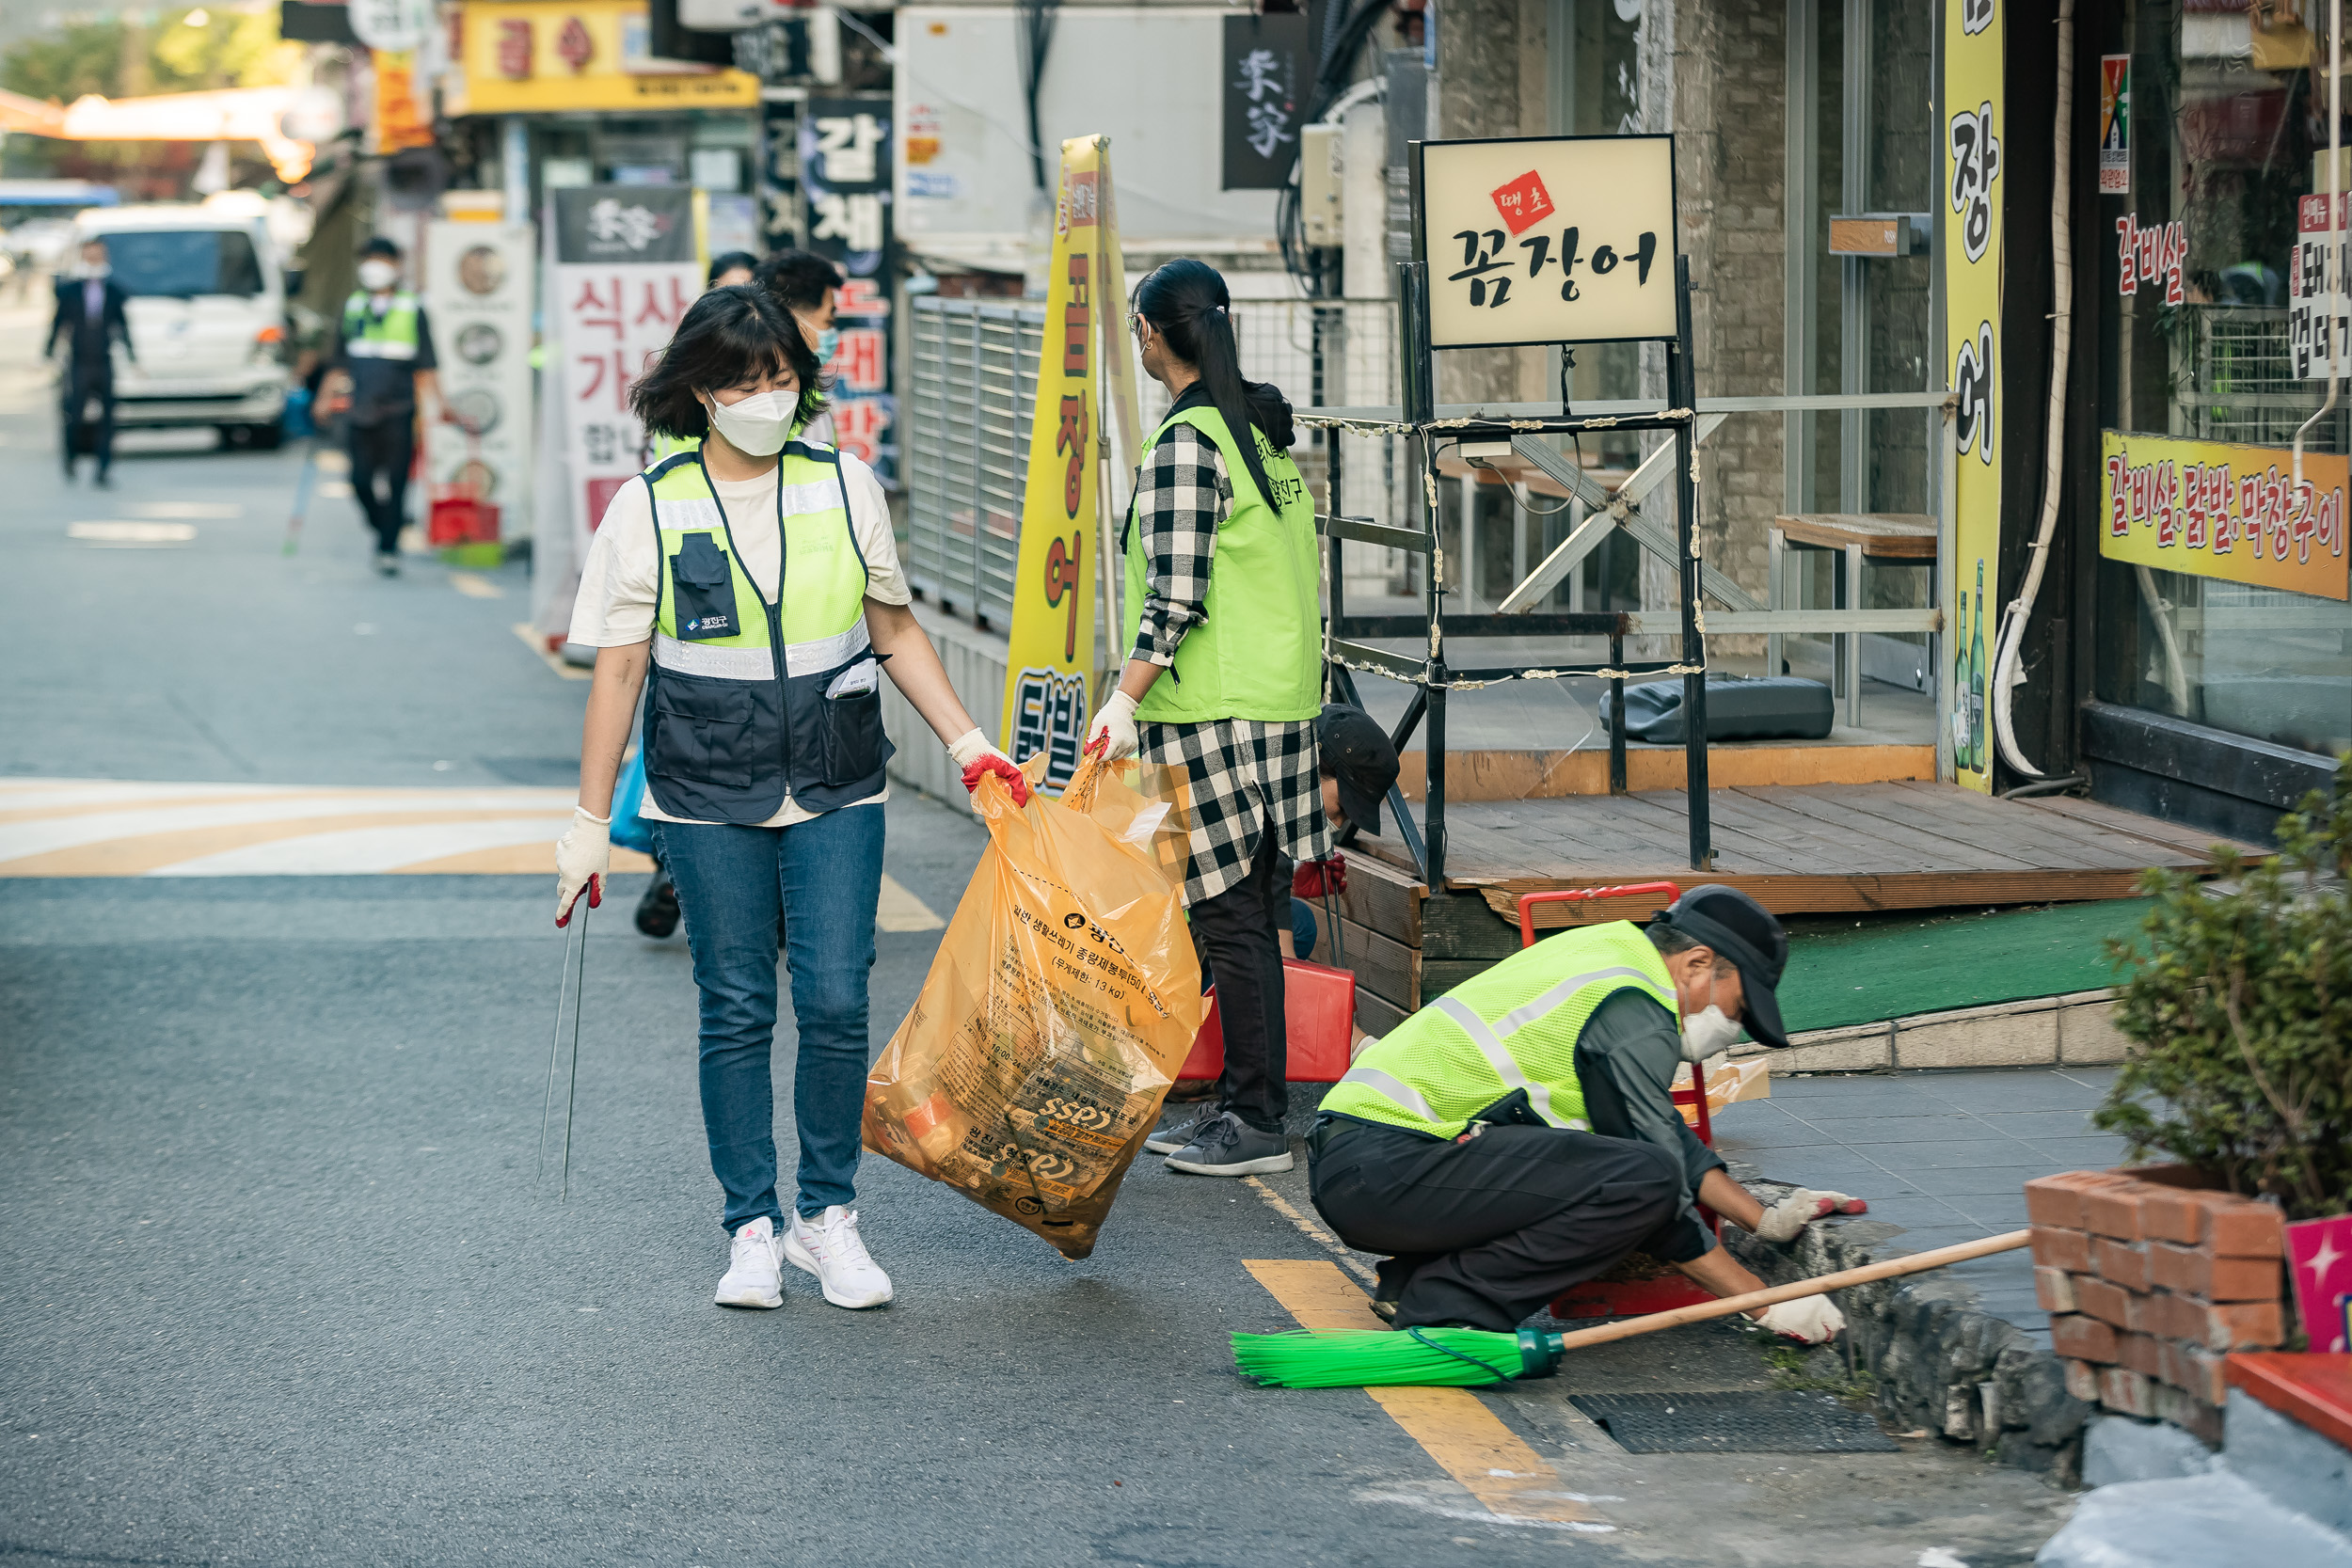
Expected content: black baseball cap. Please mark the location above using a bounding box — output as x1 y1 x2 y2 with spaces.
1316 703 1399 838
1653 884 1791 1049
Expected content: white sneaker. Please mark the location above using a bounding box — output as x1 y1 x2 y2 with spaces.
714 1215 785 1309
785 1206 894 1308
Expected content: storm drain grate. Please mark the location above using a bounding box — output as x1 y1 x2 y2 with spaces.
1566 1391 1899 1454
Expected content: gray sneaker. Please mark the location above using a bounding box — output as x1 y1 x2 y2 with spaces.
1144 1109 1216 1156
1163 1110 1295 1176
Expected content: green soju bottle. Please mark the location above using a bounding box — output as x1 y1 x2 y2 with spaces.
1953 588 1973 768
1968 560 1989 774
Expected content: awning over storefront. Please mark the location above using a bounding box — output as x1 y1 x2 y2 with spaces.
0 86 314 182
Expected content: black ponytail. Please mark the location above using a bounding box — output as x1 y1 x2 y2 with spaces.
1134 259 1279 508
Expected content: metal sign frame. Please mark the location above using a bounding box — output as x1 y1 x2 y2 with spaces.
1322 135 1712 890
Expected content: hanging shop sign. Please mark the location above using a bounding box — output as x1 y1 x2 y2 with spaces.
551 186 699 535
1413 133 1678 350
1944 0 2002 792
425 221 537 541
1000 135 1139 793
2098 54 2129 197
801 95 896 482
349 0 430 52
2291 194 2349 379
1220 13 1310 192
372 50 435 154
2099 431 2349 603
454 1 759 114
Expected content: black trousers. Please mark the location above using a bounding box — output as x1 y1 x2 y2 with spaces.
1309 1117 1684 1332
61 366 115 476
1188 832 1290 1132
347 419 415 555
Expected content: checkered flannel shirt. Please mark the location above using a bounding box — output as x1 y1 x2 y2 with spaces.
1129 414 1327 906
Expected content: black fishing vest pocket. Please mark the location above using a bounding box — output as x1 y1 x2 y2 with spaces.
668 533 739 641
648 674 755 789
816 655 888 786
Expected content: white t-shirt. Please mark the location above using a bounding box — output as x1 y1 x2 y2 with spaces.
570 450 909 829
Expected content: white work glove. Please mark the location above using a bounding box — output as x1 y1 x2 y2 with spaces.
1755 1187 1868 1243
946 727 1029 810
1083 689 1139 763
555 806 611 927
1755 1295 1846 1345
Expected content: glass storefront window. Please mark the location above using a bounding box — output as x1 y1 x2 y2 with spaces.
2095 1 2352 758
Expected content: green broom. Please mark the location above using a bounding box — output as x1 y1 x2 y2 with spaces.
1232 1228 2028 1388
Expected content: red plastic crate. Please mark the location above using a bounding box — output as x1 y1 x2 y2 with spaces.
428 494 501 546
1177 958 1356 1084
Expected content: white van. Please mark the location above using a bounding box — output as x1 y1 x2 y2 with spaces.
70 202 290 449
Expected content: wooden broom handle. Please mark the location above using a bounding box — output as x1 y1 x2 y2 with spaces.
1549 1228 2031 1353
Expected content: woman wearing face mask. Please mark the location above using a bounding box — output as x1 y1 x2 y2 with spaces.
555 284 1027 1312
1304 884 1866 1342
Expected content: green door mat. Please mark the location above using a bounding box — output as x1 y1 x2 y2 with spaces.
1774 899 2153 1034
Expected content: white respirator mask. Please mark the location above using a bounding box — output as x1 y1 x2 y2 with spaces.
701 389 797 456
1679 1005 1742 1064
357 260 399 292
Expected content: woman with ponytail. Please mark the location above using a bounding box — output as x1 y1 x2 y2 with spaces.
1086 259 1325 1178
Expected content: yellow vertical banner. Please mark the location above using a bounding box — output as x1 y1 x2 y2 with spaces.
1944 0 2002 792
1003 136 1123 792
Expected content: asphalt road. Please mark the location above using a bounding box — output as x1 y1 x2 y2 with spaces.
0 288 2073 1566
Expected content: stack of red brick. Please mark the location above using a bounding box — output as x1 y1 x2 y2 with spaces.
2026 1168 2287 1444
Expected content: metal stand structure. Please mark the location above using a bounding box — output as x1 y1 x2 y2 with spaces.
1318 250 1714 892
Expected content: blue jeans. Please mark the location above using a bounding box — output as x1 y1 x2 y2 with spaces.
652 804 883 1233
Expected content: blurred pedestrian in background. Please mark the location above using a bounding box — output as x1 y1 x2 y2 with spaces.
1092 258 1325 1179
321 236 450 577
50 237 133 488
707 250 758 289
755 249 840 448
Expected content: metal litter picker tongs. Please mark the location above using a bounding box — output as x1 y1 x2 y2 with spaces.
538 900 589 1198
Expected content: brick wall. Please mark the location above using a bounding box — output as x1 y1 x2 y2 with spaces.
2026 1168 2290 1446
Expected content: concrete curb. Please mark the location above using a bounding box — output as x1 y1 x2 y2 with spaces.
1724 1200 2093 1485
1766 989 2130 1073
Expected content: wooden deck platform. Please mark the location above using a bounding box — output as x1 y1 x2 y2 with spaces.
1314 783 2257 1036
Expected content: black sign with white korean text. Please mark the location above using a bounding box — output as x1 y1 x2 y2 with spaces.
801 95 898 485
1220 13 1311 192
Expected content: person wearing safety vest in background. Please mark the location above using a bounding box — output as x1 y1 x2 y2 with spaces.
322 236 451 577
552 284 1029 1313
1088 259 1326 1180
1310 885 1867 1341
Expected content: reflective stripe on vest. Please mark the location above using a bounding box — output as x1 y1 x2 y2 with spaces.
1120 403 1321 724
342 292 420 360
1323 922 1678 1139
639 444 892 822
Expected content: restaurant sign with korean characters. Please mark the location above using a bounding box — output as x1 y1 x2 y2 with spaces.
1415 134 1678 350
2101 430 2350 602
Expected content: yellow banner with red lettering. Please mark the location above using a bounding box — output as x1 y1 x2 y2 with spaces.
1001 136 1131 793
2100 430 2350 601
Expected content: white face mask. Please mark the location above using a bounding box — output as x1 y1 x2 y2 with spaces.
701 389 796 457
358 260 399 292
79 261 110 280
1678 966 1743 1062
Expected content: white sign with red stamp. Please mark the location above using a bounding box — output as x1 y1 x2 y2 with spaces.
1418 134 1679 349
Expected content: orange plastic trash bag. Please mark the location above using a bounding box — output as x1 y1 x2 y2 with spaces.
862 753 1205 1259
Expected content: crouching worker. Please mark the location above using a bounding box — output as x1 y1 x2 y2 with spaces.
1308 885 1861 1342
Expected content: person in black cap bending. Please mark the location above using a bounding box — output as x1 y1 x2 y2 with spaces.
1307 884 1865 1338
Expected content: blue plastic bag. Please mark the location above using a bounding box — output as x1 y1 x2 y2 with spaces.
611 748 655 856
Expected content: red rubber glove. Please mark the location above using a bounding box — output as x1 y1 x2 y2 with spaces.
961 752 1031 807
1293 857 1348 898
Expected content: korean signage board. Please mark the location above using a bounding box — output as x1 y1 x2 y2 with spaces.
551 186 698 533
1220 14 1309 192
2291 194 2349 379
802 95 896 483
2100 431 2349 602
2098 54 2129 196
1944 0 2002 792
424 221 536 540
1414 134 1678 350
454 2 759 115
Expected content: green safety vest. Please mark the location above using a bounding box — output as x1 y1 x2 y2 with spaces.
639 442 892 822
1120 403 1321 723
341 291 421 360
1322 922 1679 1138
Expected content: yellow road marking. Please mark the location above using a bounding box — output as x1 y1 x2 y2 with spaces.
1244 1176 1378 1284
1242 1259 1598 1528
875 873 944 932
0 811 566 877
0 791 348 828
449 571 503 599
512 622 594 681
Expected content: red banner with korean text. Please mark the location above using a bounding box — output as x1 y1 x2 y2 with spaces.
2100 429 2350 602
